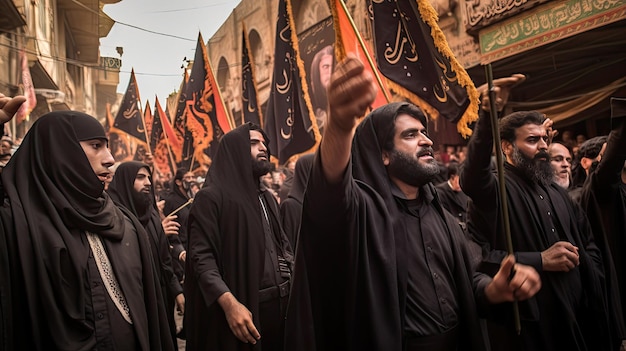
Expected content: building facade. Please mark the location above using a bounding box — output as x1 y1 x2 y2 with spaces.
0 0 122 138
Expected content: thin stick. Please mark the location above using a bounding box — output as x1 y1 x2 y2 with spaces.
167 198 194 217
485 63 521 335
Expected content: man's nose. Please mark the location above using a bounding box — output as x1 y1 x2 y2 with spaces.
103 148 115 168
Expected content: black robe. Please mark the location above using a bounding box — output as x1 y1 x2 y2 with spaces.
578 119 626 343
185 123 293 351
107 161 184 350
285 102 489 351
460 111 612 350
0 112 173 351
280 153 314 248
435 181 470 225
163 182 192 279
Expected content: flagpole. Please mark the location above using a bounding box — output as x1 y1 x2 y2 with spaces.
189 152 196 173
337 0 390 103
484 63 521 335
141 108 151 154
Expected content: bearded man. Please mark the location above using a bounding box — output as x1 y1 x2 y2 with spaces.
548 142 573 189
107 161 185 350
184 123 294 351
461 109 617 350
284 57 541 351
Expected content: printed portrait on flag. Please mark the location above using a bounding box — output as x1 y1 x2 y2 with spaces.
298 16 335 133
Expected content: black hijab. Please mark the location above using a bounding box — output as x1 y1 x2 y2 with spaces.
1 111 172 350
108 161 154 226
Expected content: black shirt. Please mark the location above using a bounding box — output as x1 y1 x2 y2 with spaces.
393 185 459 336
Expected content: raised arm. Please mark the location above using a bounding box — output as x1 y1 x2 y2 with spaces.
320 56 377 183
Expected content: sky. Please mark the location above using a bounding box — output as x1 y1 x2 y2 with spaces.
99 0 239 110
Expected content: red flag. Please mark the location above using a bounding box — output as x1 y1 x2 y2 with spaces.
369 0 479 137
332 0 390 109
15 49 36 124
241 23 263 127
114 69 146 142
264 0 320 164
149 98 175 178
155 97 181 158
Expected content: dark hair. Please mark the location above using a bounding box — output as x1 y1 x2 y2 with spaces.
247 122 271 157
577 135 607 159
447 161 461 178
499 111 545 143
382 104 429 152
174 168 187 182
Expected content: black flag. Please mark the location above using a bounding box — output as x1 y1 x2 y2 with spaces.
114 69 146 141
264 0 319 164
369 0 479 137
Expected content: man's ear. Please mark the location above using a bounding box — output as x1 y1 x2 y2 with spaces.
580 157 592 170
502 140 513 158
382 150 390 166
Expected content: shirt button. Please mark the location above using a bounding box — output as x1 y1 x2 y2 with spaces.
539 195 544 200
551 228 555 232
441 298 447 304
547 211 551 216
433 272 439 279
97 313 104 320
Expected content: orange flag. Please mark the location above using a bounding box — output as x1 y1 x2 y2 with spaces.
331 0 390 109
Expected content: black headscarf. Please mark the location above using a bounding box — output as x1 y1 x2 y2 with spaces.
1 111 172 350
108 161 154 226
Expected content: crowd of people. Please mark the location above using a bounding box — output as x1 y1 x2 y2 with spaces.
0 53 625 351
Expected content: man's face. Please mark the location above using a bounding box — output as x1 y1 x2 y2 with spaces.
383 114 439 187
134 167 152 194
549 143 572 188
79 138 114 183
319 54 333 89
250 130 272 178
182 172 195 190
506 124 552 184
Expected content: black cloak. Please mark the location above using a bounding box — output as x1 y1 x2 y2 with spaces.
185 122 293 351
579 119 626 343
280 153 314 248
107 161 184 349
461 111 613 350
0 111 173 350
285 102 489 351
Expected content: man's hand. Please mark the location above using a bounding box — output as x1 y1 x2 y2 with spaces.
218 292 260 344
485 255 542 304
327 55 378 133
541 241 579 272
0 94 27 124
477 74 526 112
162 215 180 236
542 117 558 145
175 293 185 315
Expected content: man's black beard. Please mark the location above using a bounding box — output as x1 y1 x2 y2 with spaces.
512 146 553 185
386 148 440 187
252 158 273 179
